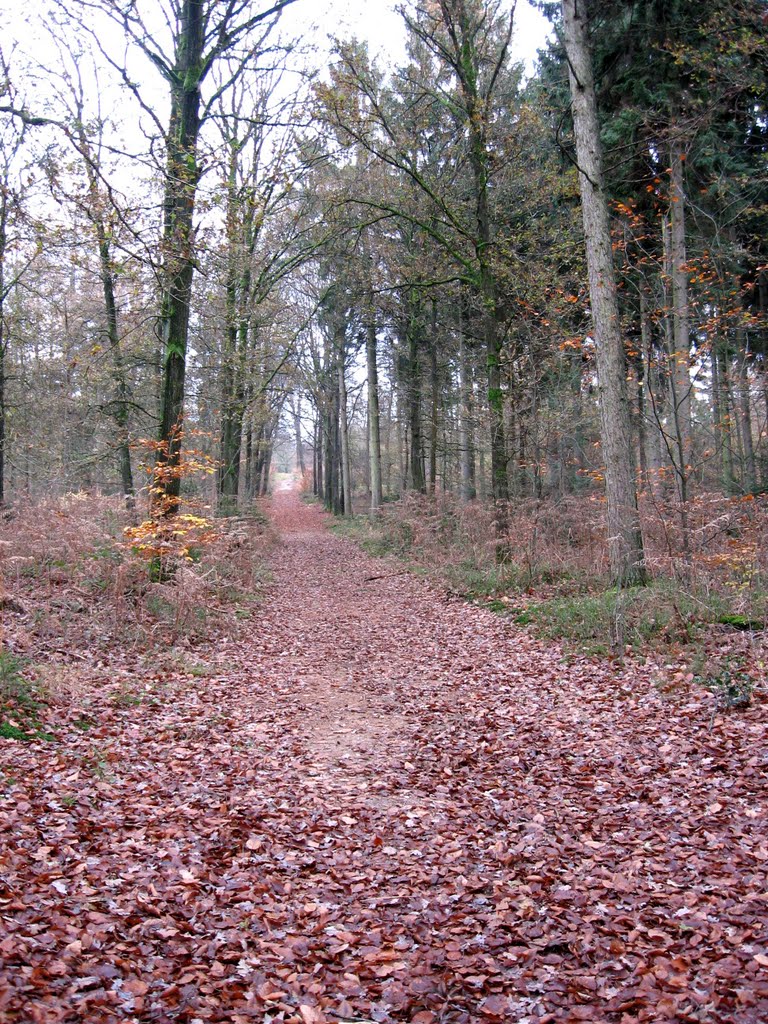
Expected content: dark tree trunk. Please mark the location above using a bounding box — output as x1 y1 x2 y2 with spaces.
442 2 511 506
735 332 756 493
315 411 323 497
218 147 243 514
218 323 243 512
0 192 6 507
98 231 135 502
72 109 135 504
458 324 476 501
338 332 353 515
428 301 439 496
405 294 426 494
154 0 205 517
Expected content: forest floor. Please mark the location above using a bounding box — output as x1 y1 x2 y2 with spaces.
1 486 767 1024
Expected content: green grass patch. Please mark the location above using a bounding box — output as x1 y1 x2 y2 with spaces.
187 662 214 677
0 651 33 703
328 506 765 665
443 561 510 598
413 554 588 605
0 709 54 742
514 580 735 656
0 652 54 741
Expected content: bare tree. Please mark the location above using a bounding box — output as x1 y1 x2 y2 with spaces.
0 54 44 505
63 0 297 515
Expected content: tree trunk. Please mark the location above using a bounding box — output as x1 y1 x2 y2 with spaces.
73 112 135 504
639 286 664 496
711 341 727 489
154 0 205 517
482 272 508 507
218 144 245 514
314 410 323 497
735 334 756 493
218 319 241 513
96 232 135 503
338 336 353 515
662 213 692 515
366 302 383 514
293 394 306 477
458 328 476 501
0 313 5 508
324 367 342 514
331 388 341 514
382 388 393 497
323 400 333 511
562 0 646 585
718 344 736 492
406 299 426 494
244 414 253 500
0 189 6 506
428 309 439 496
668 136 693 460
450 6 509 506
260 427 274 495
644 363 667 501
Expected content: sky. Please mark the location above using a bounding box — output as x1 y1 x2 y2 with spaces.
1 1 553 120
285 0 552 77
0 0 554 208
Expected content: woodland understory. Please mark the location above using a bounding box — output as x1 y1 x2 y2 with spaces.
1 486 767 1024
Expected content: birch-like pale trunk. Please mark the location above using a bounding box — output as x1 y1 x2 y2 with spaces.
338 337 353 516
365 290 383 515
668 136 693 459
640 287 666 498
562 0 646 585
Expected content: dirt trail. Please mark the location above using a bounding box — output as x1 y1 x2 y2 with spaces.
257 489 416 792
1 487 766 1024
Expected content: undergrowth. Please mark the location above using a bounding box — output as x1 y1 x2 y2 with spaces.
514 582 735 657
334 492 767 686
1 492 277 740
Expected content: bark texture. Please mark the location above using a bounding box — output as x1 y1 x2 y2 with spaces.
562 0 646 584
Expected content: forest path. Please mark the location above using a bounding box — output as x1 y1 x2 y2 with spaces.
255 487 419 806
2 486 766 1024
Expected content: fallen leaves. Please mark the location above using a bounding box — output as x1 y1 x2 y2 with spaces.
1 489 767 1022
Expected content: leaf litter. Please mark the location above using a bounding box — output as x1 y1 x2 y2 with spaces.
1 489 767 1023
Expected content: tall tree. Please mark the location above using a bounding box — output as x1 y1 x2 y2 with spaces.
66 0 297 515
50 54 138 501
401 0 515 506
0 55 43 506
319 2 522 509
561 0 646 584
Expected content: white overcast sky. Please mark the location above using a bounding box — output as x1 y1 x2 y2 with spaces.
1 1 552 111
0 0 552 188
285 0 552 75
